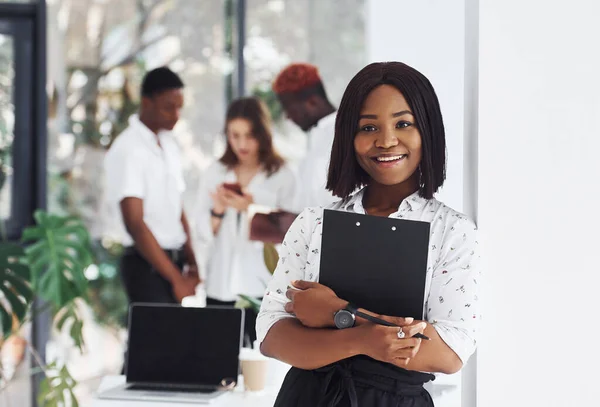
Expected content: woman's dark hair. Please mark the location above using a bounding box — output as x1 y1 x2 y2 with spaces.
326 61 446 199
219 97 284 176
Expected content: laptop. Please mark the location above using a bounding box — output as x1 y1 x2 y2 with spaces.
319 209 430 319
97 304 244 404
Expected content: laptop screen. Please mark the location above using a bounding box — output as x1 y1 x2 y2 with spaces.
126 305 243 387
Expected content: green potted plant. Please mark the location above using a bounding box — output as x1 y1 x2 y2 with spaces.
0 210 93 406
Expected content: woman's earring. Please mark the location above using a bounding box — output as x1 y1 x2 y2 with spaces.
418 165 424 187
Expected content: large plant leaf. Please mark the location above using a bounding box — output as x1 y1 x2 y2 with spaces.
22 211 93 309
54 301 86 353
0 243 33 338
38 361 79 407
263 243 279 275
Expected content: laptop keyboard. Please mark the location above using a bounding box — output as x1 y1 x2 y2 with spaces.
127 384 216 393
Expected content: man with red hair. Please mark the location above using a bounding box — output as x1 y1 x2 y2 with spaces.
273 63 337 209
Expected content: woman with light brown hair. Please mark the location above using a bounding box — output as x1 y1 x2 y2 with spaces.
195 97 296 346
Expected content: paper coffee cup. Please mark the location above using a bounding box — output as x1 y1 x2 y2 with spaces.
239 348 268 391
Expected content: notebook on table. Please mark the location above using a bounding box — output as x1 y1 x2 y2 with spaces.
97 304 244 404
319 209 430 319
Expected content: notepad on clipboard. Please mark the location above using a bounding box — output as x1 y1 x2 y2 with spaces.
248 204 298 244
318 209 430 319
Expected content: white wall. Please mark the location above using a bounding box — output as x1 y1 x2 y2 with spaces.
366 0 466 212
461 1 479 405
478 1 600 406
366 1 469 406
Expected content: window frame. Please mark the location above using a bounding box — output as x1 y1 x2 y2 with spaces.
0 2 47 407
0 1 47 241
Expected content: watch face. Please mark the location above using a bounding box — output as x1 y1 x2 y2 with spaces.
334 310 355 329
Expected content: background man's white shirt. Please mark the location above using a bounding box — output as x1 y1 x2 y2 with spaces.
293 112 338 211
103 115 187 249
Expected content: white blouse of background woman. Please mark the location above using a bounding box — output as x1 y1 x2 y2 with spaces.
195 161 296 302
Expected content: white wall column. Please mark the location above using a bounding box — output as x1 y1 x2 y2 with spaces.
478 1 600 406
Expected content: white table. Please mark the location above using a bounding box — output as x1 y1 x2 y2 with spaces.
91 376 279 407
92 374 460 407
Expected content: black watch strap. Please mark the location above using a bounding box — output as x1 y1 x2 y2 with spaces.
342 303 430 340
344 302 358 314
355 310 396 327
210 209 225 219
342 303 396 327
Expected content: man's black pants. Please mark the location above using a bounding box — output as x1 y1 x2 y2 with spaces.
119 247 185 305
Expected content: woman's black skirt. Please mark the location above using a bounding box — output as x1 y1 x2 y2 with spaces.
274 356 435 407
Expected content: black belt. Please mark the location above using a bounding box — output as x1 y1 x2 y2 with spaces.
316 357 435 407
274 356 435 407
316 356 434 407
123 246 185 263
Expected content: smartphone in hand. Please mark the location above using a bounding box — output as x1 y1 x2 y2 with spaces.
222 182 243 195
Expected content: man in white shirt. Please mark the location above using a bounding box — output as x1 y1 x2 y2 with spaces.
272 63 338 210
104 67 199 305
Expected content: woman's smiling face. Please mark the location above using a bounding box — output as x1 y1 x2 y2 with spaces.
353 84 422 188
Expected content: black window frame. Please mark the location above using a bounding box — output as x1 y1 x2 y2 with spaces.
225 0 246 104
0 2 47 407
0 0 47 241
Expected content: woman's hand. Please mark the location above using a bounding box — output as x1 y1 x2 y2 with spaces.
172 274 200 303
284 280 347 328
221 188 254 212
354 318 427 368
184 262 202 285
210 186 228 214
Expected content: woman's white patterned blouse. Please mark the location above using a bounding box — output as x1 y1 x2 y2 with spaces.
256 188 481 364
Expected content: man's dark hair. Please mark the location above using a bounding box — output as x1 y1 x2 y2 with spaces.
288 82 329 103
326 61 446 200
141 66 184 98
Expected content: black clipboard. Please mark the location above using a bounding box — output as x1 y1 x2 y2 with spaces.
318 209 430 319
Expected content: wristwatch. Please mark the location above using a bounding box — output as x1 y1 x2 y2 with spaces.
334 304 431 340
333 303 358 329
210 209 225 219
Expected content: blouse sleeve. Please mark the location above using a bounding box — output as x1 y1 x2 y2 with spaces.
427 216 481 364
192 164 220 275
256 208 315 345
276 166 297 212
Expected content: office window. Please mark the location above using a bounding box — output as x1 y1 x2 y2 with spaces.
246 0 365 107
245 0 366 162
0 2 45 241
43 1 366 404
0 33 14 221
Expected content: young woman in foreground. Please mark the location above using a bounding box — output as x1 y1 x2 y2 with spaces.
256 62 481 406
